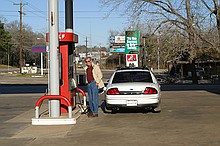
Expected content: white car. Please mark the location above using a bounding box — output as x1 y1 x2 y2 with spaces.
105 67 161 113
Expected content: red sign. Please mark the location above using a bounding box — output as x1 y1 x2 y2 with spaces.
126 54 138 67
46 32 78 43
126 54 137 62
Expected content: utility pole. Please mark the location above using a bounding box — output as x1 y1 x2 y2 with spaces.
14 2 28 74
142 36 147 67
85 37 88 57
157 32 160 72
99 45 101 67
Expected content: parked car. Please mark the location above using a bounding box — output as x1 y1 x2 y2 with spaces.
104 67 161 113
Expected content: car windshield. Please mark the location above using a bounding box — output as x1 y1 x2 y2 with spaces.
112 71 153 83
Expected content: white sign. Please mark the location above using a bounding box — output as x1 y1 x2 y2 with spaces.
115 36 125 44
126 54 138 67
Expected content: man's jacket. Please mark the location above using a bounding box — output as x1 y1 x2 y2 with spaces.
84 63 104 88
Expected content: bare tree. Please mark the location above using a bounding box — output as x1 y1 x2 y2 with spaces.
100 0 218 53
5 21 45 67
100 0 220 83
201 0 220 51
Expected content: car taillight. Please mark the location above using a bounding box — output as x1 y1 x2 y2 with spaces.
143 87 158 94
107 88 120 95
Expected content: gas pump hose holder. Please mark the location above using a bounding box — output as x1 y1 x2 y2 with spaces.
32 95 76 125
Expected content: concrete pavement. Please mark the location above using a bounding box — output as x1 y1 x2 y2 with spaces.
1 74 220 146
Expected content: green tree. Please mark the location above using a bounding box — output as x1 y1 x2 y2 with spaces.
0 21 12 64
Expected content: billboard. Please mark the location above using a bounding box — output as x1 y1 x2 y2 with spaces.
125 30 140 54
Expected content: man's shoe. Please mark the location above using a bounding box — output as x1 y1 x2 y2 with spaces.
88 114 98 118
91 114 98 117
87 113 93 117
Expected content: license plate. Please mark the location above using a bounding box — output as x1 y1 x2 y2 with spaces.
126 100 138 106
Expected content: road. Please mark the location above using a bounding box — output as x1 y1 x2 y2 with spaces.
0 74 220 146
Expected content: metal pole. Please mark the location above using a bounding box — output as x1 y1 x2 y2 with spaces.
40 52 43 76
19 2 23 74
65 0 73 32
157 48 159 71
143 37 146 67
49 0 60 117
157 33 160 72
99 46 101 66
46 45 50 94
86 37 88 57
7 48 9 72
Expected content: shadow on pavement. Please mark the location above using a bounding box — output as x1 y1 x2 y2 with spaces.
100 101 159 114
161 84 220 95
0 84 47 94
1 84 220 95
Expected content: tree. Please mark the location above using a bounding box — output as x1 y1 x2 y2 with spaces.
201 0 220 51
100 0 218 57
100 0 220 83
105 53 125 69
5 21 46 67
0 21 12 64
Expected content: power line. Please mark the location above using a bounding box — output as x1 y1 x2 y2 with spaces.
1 14 128 19
0 9 124 13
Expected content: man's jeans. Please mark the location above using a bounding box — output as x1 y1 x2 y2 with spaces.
87 81 99 114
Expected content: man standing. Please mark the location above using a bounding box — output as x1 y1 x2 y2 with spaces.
84 57 104 117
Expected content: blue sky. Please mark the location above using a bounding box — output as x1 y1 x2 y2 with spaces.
0 0 129 47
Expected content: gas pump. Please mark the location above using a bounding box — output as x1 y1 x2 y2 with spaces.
59 32 78 113
32 0 83 125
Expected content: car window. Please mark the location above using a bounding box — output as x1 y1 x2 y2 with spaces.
112 71 153 83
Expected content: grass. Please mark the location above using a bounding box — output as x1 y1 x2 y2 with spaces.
0 64 16 68
0 64 8 68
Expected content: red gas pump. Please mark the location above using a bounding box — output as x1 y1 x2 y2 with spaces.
33 0 81 121
59 32 78 113
45 32 78 114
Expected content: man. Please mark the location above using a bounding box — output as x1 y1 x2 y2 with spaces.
84 57 104 117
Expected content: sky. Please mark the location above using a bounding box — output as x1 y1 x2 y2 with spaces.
0 0 129 47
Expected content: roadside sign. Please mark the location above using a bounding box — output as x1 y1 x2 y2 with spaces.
109 36 115 43
125 30 140 54
115 36 125 43
109 47 125 53
126 54 138 67
32 46 46 53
